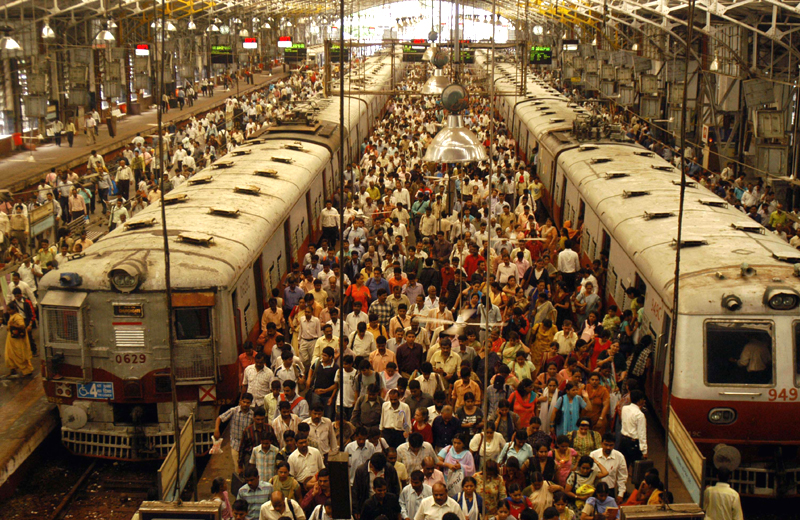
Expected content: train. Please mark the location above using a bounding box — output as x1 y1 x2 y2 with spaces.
38 50 403 460
483 53 800 498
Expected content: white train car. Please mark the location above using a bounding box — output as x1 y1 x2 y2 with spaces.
38 51 403 460
493 61 800 498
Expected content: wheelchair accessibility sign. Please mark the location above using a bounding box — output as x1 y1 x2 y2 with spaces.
77 382 115 400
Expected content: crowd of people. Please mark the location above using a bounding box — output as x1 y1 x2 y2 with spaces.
208 65 698 520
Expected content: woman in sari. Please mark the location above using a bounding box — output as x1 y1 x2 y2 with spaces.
456 476 484 520
5 302 33 377
509 378 538 428
438 432 476 496
529 471 563 518
474 460 507 515
536 377 561 432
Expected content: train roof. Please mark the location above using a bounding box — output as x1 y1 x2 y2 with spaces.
38 52 399 296
42 139 331 292
559 143 800 314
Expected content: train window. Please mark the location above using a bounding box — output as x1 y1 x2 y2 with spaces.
174 308 212 340
705 321 773 386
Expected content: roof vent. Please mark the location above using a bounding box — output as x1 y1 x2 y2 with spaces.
550 118 566 123
772 251 800 264
731 222 764 234
672 237 708 248
651 164 674 172
634 151 655 157
272 156 294 164
212 160 234 169
125 218 157 230
254 169 279 178
672 180 696 188
644 211 674 220
188 175 213 185
231 149 252 157
605 172 629 179
699 199 728 208
541 111 556 115
210 206 241 217
623 190 650 198
235 185 262 195
178 232 214 246
284 141 305 151
164 193 189 205
579 144 598 151
591 157 613 164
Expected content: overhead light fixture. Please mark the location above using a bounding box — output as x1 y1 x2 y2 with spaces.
533 25 543 35
187 18 197 30
94 23 116 44
424 114 488 163
421 69 450 95
0 33 22 51
422 42 435 61
632 43 638 51
263 22 272 29
107 19 118 29
42 20 56 40
591 37 597 46
220 24 230 34
239 28 250 37
286 21 293 27
207 23 220 32
710 54 719 71
232 17 242 24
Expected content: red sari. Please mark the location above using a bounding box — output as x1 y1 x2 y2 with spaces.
509 389 538 428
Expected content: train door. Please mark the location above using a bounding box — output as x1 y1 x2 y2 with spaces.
172 292 216 380
254 255 266 317
553 166 567 226
653 312 671 416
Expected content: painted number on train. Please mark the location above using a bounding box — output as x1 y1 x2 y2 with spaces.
77 382 114 400
768 388 798 401
115 354 147 364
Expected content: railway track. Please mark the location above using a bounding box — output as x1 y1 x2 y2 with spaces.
46 459 158 520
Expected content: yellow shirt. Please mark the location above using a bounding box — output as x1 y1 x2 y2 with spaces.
430 351 462 377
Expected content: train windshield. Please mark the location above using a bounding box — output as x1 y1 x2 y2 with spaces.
706 321 773 386
174 307 212 340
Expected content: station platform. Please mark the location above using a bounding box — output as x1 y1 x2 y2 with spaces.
194 413 692 503
0 68 289 194
0 335 58 497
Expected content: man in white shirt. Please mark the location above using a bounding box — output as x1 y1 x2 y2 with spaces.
298 306 322 367
242 353 274 407
703 467 743 520
380 388 412 448
303 405 338 455
619 390 648 466
495 253 517 285
7 271 37 305
557 239 581 290
590 433 628 504
553 320 578 356
345 426 376 483
400 471 433 520
320 201 340 247
287 433 325 486
414 483 466 520
259 490 306 520
17 256 41 290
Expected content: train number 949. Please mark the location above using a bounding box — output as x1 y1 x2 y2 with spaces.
115 354 147 364
768 388 798 401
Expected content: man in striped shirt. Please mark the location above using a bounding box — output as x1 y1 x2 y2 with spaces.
216 393 254 468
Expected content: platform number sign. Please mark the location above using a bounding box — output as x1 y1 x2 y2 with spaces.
77 382 114 400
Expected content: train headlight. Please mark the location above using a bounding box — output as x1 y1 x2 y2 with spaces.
108 256 147 293
111 270 139 292
708 408 737 425
763 287 800 310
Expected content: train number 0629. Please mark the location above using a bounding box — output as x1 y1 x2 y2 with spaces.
768 388 798 401
115 354 147 364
